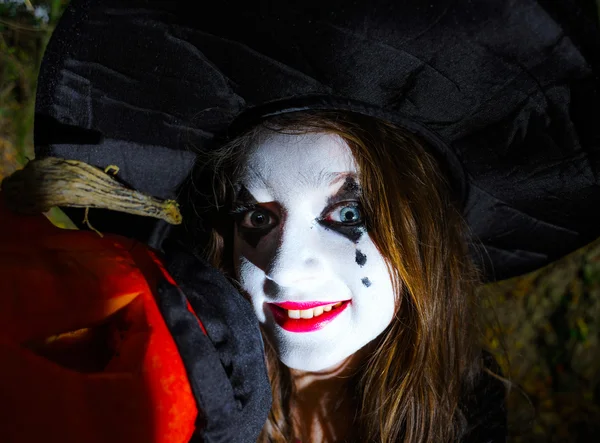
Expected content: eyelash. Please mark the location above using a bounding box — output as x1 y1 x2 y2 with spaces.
229 201 363 229
229 203 257 216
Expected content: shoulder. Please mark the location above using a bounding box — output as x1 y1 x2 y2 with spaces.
460 350 508 443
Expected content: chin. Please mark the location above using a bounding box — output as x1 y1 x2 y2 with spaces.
278 347 351 372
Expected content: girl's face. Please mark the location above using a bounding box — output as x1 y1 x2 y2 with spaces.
232 132 397 372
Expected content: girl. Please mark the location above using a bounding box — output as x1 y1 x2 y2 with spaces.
4 0 597 441
193 111 507 442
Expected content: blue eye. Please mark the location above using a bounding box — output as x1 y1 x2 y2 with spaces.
329 204 363 225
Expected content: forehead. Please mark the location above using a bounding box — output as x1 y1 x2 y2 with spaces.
239 132 357 189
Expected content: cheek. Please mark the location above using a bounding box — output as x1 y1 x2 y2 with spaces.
348 241 397 315
233 227 279 305
232 233 260 294
322 234 393 299
236 257 271 323
350 243 383 286
233 225 279 273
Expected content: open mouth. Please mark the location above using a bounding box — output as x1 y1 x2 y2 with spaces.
268 300 351 333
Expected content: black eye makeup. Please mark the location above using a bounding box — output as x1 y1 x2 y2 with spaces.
231 186 268 225
320 177 364 225
229 203 278 248
230 177 367 246
322 202 363 225
229 185 278 247
326 176 362 205
316 177 367 243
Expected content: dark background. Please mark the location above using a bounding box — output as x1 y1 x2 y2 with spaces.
1 1 600 441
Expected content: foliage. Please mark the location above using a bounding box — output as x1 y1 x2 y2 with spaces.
0 0 73 228
479 238 600 442
0 0 67 178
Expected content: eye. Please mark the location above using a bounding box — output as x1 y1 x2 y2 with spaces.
326 203 363 225
239 208 276 229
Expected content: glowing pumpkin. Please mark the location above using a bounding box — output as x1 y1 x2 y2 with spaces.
0 194 198 443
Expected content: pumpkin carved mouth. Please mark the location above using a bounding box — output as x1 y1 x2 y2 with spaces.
24 321 119 373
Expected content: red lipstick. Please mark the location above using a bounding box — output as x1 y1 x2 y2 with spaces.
273 301 338 310
268 300 350 333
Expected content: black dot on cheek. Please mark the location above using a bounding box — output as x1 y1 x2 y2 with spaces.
361 277 372 288
355 249 367 267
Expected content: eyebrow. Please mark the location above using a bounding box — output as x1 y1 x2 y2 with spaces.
326 175 362 207
315 171 358 188
250 168 356 189
232 171 360 205
232 185 258 206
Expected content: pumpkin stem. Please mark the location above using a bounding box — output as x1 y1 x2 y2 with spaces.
1 157 183 225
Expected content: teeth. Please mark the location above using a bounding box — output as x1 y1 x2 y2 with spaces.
300 310 314 319
287 302 344 319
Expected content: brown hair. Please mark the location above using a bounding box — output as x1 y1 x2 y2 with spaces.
193 111 485 442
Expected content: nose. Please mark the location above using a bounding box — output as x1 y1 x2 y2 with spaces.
264 216 327 289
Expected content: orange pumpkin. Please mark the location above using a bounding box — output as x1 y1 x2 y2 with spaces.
0 194 198 443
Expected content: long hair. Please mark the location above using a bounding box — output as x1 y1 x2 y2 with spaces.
191 111 485 442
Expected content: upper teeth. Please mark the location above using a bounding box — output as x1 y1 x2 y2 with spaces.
288 302 343 319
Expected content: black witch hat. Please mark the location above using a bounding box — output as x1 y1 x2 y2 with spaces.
33 0 600 282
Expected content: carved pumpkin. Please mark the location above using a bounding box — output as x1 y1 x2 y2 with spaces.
0 194 198 443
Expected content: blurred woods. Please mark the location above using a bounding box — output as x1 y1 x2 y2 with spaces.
0 0 72 224
1 1 600 442
0 0 61 176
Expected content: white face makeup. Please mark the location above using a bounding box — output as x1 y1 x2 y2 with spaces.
232 132 397 372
